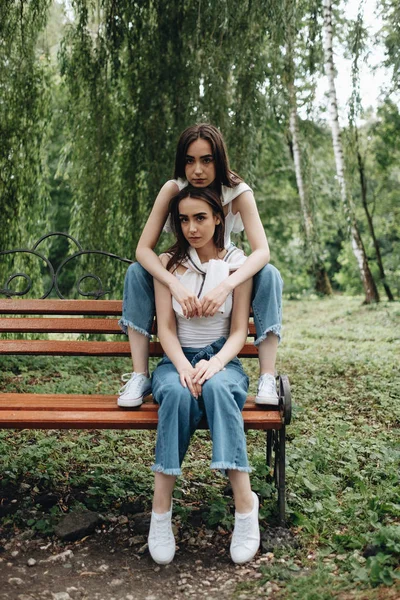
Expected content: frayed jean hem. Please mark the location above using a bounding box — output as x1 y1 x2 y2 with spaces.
254 324 281 347
210 462 252 476
151 464 181 476
118 317 151 339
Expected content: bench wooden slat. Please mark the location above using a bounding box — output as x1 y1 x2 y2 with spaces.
0 317 123 334
0 301 256 333
0 393 280 413
0 340 159 356
0 318 256 336
0 340 259 357
0 299 123 315
0 393 283 429
0 410 160 429
0 409 282 430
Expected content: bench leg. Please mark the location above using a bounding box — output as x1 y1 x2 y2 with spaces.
265 428 286 526
276 426 286 526
266 430 273 468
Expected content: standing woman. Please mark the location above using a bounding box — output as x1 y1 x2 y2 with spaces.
118 123 283 407
148 186 258 565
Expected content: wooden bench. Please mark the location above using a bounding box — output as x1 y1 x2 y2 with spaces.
0 234 292 524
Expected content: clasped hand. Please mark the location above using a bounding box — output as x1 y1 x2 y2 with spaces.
179 356 224 397
178 366 202 399
200 281 231 317
170 279 230 319
193 357 224 385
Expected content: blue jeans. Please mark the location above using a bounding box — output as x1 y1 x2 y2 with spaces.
151 337 250 475
119 261 283 345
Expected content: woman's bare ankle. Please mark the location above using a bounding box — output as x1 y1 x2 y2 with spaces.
234 492 254 514
152 498 172 514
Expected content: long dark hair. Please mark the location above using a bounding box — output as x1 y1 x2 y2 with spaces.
173 123 242 196
165 186 226 273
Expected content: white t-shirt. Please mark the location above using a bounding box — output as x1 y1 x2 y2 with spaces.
164 178 252 248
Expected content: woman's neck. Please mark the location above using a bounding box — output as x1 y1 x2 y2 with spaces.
195 243 226 264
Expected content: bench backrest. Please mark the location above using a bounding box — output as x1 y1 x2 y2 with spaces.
0 299 258 358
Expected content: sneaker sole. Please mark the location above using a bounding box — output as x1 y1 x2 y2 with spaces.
117 389 151 408
149 549 176 565
255 397 279 406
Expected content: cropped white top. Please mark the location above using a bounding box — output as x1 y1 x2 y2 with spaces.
164 178 252 248
175 275 233 347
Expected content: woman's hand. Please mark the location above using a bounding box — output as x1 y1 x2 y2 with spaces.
200 281 232 317
169 279 203 318
193 356 224 385
178 366 202 398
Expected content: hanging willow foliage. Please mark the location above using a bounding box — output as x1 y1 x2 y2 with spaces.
0 0 52 252
58 0 275 263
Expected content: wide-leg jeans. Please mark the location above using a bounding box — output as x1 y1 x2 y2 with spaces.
151 337 250 476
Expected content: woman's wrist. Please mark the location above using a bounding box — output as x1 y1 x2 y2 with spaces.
176 358 193 372
212 355 225 369
224 277 235 293
166 272 180 290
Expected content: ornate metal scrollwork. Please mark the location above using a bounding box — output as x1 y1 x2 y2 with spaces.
0 232 133 299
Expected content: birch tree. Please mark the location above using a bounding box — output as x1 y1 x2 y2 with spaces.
286 28 333 295
288 89 332 294
280 2 333 294
348 5 394 301
323 0 379 303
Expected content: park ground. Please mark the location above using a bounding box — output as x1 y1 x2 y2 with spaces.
0 295 399 600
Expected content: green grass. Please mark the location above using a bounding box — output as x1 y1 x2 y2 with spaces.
0 295 399 598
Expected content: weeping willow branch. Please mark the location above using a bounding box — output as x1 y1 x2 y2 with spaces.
0 0 52 254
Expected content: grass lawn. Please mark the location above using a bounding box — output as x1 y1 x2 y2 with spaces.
0 295 399 598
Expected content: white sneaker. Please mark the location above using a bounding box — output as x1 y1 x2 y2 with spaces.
117 372 151 407
148 506 175 565
230 492 260 564
255 373 279 405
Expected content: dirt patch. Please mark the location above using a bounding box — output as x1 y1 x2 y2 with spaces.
0 525 281 600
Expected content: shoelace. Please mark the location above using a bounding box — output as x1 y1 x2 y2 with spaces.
232 515 252 545
258 374 276 395
153 517 173 545
119 372 145 394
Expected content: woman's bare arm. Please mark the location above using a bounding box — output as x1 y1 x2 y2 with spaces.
136 181 202 317
193 278 253 384
228 190 270 285
200 190 270 316
154 255 201 397
216 277 253 364
135 181 179 287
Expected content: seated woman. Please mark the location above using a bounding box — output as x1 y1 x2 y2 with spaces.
149 186 259 566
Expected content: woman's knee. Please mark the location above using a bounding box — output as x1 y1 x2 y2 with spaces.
123 262 154 304
121 263 154 334
201 372 226 397
202 375 241 406
125 262 151 285
158 384 193 413
257 264 283 288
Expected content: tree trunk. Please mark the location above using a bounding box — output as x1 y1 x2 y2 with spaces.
354 128 394 301
323 0 379 303
288 81 333 295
